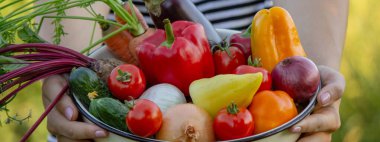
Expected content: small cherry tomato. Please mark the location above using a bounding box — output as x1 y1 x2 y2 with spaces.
108 64 146 100
249 90 298 134
213 45 246 74
213 102 254 140
126 99 162 137
233 65 272 92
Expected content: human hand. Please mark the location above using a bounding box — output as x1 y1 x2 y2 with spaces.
290 65 345 142
42 75 109 142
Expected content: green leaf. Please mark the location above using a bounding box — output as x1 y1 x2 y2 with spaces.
17 24 46 43
1 31 16 44
0 56 28 75
0 35 8 48
52 0 69 45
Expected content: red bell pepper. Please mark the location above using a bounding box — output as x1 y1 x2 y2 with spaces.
230 25 252 59
136 19 215 95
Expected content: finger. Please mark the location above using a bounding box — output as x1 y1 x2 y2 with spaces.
317 65 345 107
290 104 340 133
42 75 79 121
42 75 68 107
56 135 93 142
55 92 79 121
297 132 331 142
47 108 108 139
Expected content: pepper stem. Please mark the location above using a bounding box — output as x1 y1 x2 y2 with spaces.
241 24 252 38
116 69 132 83
248 56 262 67
227 102 239 115
161 19 175 48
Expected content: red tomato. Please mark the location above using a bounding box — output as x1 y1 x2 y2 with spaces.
213 103 254 140
233 65 272 92
213 46 246 74
126 99 162 137
249 91 298 134
108 64 146 100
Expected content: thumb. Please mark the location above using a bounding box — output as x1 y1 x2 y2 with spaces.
42 75 79 121
317 65 345 107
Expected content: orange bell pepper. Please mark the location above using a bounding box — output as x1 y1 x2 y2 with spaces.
251 7 306 72
248 90 298 134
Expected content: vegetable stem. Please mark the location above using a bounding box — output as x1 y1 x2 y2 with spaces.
117 69 132 83
248 56 262 67
241 25 252 38
161 19 175 48
103 0 145 36
81 23 131 54
227 102 239 115
0 59 87 83
1 68 72 106
88 21 97 54
19 84 68 142
36 15 123 34
0 43 94 62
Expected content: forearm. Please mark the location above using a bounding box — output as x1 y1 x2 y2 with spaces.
36 1 110 52
274 0 349 70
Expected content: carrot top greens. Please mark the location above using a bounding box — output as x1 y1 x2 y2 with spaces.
0 0 144 52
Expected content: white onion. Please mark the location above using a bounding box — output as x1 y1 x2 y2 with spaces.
140 83 186 113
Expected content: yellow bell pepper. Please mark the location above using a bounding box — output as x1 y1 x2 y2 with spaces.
189 73 263 117
251 7 306 72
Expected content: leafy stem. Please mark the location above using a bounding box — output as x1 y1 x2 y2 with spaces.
1 0 144 53
36 15 123 34
52 0 69 44
80 23 131 54
0 106 32 126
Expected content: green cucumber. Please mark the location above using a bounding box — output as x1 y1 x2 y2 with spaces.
89 97 129 132
69 67 110 107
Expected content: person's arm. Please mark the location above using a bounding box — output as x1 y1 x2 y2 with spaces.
37 1 110 51
38 1 111 141
275 0 348 70
274 1 348 141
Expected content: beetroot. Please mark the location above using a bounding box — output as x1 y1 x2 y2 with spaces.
0 43 122 141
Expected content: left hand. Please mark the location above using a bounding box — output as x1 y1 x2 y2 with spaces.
290 65 345 142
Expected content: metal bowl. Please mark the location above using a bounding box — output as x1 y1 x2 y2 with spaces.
71 29 319 142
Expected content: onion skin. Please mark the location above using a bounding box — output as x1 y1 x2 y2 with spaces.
156 104 215 142
272 56 320 103
140 83 186 113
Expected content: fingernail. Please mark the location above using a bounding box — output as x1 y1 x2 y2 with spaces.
95 130 107 138
64 107 73 120
320 92 331 106
291 126 301 133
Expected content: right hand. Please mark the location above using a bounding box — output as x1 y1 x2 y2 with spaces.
42 75 109 142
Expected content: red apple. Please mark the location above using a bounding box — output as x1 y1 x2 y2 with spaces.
271 56 320 103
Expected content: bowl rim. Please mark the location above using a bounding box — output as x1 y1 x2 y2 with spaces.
71 72 320 142
71 28 320 141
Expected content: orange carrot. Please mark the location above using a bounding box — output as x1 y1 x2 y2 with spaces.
105 1 155 65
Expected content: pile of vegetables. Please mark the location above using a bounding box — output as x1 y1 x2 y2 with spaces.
0 0 321 142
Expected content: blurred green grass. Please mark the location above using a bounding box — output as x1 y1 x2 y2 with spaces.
1 0 379 141
0 82 48 142
333 0 380 141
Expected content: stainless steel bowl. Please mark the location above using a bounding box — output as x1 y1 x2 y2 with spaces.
71 29 320 142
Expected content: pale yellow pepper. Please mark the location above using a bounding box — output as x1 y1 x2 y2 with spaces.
189 73 263 117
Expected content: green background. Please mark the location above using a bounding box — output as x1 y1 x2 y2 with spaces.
0 0 378 141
